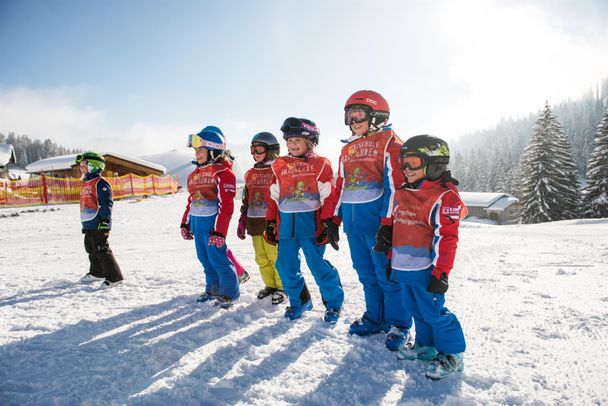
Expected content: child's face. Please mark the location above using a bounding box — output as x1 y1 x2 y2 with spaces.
350 120 370 136
402 154 426 183
251 144 267 163
79 161 89 175
194 147 209 164
287 137 309 157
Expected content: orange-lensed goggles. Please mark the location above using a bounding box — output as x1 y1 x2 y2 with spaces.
401 155 426 170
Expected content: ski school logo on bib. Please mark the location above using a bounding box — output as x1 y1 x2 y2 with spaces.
442 205 461 219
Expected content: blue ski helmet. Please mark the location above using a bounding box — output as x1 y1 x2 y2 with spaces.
187 125 226 161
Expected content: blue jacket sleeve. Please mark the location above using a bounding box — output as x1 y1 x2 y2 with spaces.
97 178 113 221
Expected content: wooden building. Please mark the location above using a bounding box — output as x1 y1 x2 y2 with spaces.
0 144 17 178
460 192 522 225
25 152 166 178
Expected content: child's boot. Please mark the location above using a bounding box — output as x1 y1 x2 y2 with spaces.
397 342 438 361
271 290 287 305
257 286 276 299
284 300 313 320
348 316 384 336
425 353 464 380
385 326 412 351
323 307 341 324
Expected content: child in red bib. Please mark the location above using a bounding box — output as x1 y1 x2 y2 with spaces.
389 135 468 380
265 117 344 322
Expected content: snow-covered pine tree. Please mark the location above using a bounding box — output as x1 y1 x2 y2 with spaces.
519 102 581 223
581 108 608 218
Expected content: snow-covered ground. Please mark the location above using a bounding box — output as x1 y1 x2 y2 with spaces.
1 193 607 405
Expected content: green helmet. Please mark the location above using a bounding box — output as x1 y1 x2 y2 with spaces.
76 151 106 173
400 135 450 180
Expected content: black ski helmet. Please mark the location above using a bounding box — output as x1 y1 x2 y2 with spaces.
251 132 280 153
280 117 320 146
400 135 450 181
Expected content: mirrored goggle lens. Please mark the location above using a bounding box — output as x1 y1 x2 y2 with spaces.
250 145 268 155
187 134 204 148
344 108 369 125
401 155 425 170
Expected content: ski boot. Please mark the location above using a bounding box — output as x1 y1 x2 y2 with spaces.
425 353 464 380
215 295 240 309
196 292 216 303
257 286 276 299
348 316 385 336
284 300 313 320
271 290 287 305
385 326 412 351
397 342 438 361
323 307 341 324
80 273 103 283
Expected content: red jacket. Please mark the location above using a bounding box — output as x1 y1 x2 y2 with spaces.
181 160 236 236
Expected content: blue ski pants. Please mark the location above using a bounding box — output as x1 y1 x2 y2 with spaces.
276 238 344 309
347 233 412 328
402 284 466 354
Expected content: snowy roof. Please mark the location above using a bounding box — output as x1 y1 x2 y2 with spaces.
460 192 519 211
0 144 16 166
460 192 512 208
25 153 166 174
486 195 519 212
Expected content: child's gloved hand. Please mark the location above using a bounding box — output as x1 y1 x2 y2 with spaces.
316 217 340 251
427 273 449 294
97 219 110 231
237 213 247 240
180 223 193 240
208 231 226 248
264 220 277 245
373 225 392 253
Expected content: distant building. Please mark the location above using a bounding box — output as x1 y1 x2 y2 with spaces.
0 144 17 178
460 192 521 225
26 152 166 178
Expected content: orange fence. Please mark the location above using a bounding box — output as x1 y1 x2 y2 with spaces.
0 174 178 207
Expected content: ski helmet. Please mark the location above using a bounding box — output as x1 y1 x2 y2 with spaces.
187 125 226 161
280 117 320 146
344 90 390 132
75 151 105 173
250 132 280 154
400 135 450 181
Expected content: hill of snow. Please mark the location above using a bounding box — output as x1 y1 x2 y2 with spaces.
1 194 607 404
141 149 246 186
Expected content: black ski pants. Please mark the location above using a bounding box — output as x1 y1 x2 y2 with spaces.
84 230 123 282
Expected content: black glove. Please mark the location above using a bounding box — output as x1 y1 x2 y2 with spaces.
427 273 449 294
97 219 110 231
316 218 340 250
373 225 392 253
264 220 277 245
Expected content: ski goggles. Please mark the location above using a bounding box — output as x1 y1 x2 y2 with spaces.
75 153 104 164
187 134 205 149
344 106 370 125
401 154 427 171
250 144 268 155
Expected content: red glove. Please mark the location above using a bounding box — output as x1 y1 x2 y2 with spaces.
208 231 226 248
180 223 193 240
237 213 247 240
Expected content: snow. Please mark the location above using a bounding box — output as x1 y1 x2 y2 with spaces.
1 193 608 404
0 144 16 166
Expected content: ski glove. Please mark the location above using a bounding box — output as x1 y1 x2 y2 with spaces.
97 219 110 231
237 212 247 240
208 231 226 248
180 223 193 240
373 225 393 253
427 273 449 294
264 220 277 245
316 217 340 251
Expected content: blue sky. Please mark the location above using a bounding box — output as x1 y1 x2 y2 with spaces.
1 0 608 160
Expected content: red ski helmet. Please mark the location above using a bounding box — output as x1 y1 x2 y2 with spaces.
344 90 390 132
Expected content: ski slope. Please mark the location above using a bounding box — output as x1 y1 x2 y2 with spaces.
1 193 607 405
